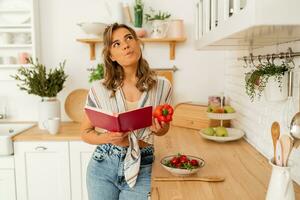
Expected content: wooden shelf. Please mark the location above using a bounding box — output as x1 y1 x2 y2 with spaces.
76 37 186 60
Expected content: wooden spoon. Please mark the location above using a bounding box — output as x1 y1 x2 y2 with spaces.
280 135 293 166
271 122 280 161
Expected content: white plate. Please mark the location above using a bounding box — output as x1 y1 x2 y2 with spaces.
199 128 245 142
207 112 237 120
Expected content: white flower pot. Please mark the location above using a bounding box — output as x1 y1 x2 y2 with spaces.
38 98 61 130
264 73 288 102
150 20 169 38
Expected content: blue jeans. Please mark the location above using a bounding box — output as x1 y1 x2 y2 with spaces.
86 144 154 200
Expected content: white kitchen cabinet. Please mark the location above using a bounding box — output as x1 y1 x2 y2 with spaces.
0 156 16 200
195 0 300 50
0 0 40 70
14 141 71 200
69 141 96 200
0 169 16 200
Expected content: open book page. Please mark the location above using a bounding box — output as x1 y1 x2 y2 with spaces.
85 105 153 132
85 106 120 132
118 105 152 132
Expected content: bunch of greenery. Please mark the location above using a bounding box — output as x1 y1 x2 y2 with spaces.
88 63 104 83
134 0 144 27
245 62 292 101
145 7 171 22
11 57 68 98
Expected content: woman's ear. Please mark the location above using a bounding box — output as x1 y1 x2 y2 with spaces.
110 54 116 62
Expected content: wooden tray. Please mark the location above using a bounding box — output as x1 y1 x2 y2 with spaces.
171 102 230 130
64 89 88 122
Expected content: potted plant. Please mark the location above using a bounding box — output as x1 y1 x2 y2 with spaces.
134 0 143 28
245 62 292 102
145 8 171 22
88 63 104 83
145 8 171 38
11 58 68 129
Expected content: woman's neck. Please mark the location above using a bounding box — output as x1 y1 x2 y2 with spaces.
123 64 138 84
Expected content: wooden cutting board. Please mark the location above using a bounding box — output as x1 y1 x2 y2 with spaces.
171 102 230 129
155 70 173 84
64 89 88 123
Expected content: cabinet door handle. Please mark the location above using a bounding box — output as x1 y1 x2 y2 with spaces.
35 146 48 151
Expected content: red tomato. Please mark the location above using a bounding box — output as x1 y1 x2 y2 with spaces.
180 155 189 163
175 163 182 168
190 159 199 166
170 157 179 165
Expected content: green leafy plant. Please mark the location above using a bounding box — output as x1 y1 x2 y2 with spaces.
89 63 104 83
11 57 68 98
134 0 144 27
245 62 292 101
145 7 171 22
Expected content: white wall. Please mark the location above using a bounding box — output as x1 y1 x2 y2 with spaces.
225 41 300 184
0 0 226 121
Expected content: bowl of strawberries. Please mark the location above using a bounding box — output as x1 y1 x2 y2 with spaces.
160 154 205 176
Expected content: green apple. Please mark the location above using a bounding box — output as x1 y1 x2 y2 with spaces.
224 106 235 113
215 127 228 137
202 127 215 136
207 105 213 112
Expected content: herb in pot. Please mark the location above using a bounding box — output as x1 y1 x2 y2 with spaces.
11 57 68 98
245 62 292 101
88 63 104 83
144 8 171 22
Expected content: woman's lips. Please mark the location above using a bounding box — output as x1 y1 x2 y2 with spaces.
125 51 133 56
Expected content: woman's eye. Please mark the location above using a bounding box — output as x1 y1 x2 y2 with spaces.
126 35 133 40
112 42 120 48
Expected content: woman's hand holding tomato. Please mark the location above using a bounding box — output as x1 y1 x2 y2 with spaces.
151 104 174 135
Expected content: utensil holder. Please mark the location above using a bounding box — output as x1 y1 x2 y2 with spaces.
266 159 295 200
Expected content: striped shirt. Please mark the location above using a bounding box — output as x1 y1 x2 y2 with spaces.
85 76 172 188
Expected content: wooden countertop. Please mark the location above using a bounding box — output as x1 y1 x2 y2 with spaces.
12 122 81 141
151 126 300 200
12 121 300 199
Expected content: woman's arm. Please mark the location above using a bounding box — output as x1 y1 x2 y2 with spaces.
80 113 129 145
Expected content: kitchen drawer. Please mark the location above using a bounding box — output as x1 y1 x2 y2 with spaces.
171 102 230 130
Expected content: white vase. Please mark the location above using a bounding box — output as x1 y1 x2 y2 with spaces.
264 73 288 102
266 160 295 200
150 20 169 38
38 97 61 130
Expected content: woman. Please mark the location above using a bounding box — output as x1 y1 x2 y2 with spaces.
80 23 172 200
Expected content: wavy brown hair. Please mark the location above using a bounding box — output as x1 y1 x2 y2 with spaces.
102 23 156 96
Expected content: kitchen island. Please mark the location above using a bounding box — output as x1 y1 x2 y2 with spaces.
13 122 300 200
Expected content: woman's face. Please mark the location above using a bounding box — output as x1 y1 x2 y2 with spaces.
109 27 141 68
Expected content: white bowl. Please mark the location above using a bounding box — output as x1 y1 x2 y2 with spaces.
160 155 205 176
77 22 108 36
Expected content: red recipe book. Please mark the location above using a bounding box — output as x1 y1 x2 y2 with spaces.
84 105 153 132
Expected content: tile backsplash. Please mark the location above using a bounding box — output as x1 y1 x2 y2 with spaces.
225 41 300 184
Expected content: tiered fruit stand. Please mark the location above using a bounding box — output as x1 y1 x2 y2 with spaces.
200 112 245 142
